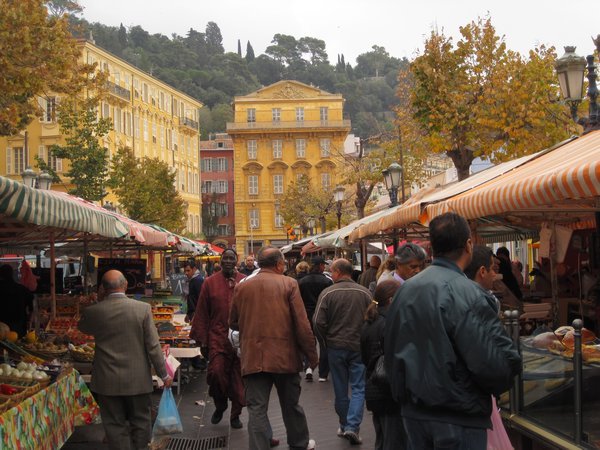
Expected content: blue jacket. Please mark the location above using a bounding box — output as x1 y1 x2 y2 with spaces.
384 257 521 428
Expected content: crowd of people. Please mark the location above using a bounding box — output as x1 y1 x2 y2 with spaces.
69 211 522 450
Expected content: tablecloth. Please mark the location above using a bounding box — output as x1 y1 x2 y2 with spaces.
0 370 99 449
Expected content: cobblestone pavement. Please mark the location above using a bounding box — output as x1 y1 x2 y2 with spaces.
63 367 376 449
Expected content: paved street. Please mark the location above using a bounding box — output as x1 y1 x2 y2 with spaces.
64 367 376 449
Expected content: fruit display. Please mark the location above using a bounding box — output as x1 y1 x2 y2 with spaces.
46 317 78 334
529 326 600 363
0 322 10 340
23 340 68 358
69 343 95 362
0 362 50 383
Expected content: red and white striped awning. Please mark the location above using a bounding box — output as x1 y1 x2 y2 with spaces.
425 130 600 222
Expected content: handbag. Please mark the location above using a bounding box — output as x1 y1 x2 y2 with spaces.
369 354 388 387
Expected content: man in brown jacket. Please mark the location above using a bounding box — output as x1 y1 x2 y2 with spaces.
230 246 318 450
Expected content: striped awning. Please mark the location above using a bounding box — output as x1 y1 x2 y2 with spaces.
0 175 129 239
348 144 567 243
425 130 600 222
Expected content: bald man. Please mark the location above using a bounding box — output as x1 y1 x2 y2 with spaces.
79 270 172 450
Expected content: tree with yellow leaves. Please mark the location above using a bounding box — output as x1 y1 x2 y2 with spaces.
0 0 84 136
397 17 576 181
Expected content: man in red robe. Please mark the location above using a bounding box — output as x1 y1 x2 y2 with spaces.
191 248 246 429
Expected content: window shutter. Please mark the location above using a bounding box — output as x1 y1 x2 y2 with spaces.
56 157 63 173
6 148 12 174
38 145 46 162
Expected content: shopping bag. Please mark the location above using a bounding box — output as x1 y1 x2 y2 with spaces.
487 396 513 450
152 387 183 437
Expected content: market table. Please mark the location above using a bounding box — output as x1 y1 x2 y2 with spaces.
169 346 202 396
0 370 99 449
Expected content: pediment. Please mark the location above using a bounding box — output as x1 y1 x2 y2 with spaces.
291 161 312 170
243 80 334 100
315 160 337 169
241 162 264 172
267 161 289 170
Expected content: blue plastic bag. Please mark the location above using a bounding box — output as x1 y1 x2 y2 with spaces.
152 387 183 436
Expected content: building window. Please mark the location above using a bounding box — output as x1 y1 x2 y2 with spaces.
143 119 149 141
40 97 57 122
216 157 227 172
38 145 62 173
296 107 304 122
202 158 212 172
249 209 260 229
247 140 257 159
142 83 149 103
201 180 212 193
272 140 282 159
218 224 229 235
321 172 331 191
9 147 27 175
320 106 328 122
273 174 283 195
218 180 228 193
102 102 110 119
272 108 281 122
320 138 331 157
134 115 140 138
248 175 258 195
295 139 306 158
247 108 256 123
217 203 229 216
275 212 284 228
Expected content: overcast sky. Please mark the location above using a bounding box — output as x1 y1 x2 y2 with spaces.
79 0 597 64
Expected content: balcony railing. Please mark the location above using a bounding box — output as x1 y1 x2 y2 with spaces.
181 117 199 130
106 81 131 101
226 119 351 132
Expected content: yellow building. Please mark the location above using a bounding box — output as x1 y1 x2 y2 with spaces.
226 80 351 255
0 40 203 234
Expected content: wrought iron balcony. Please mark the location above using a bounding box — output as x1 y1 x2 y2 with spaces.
226 119 351 132
106 81 131 101
181 117 199 130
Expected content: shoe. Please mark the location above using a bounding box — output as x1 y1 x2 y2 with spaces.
343 430 362 445
210 410 223 424
337 427 344 437
318 377 327 382
230 417 243 429
269 438 280 447
305 368 313 381
306 439 316 449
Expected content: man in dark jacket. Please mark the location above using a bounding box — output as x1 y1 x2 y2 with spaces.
0 264 33 337
184 260 204 322
385 213 521 450
239 255 257 276
298 256 333 381
358 255 381 288
314 258 372 445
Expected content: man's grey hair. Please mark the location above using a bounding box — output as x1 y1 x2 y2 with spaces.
395 243 427 264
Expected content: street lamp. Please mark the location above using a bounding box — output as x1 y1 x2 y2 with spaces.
103 201 117 213
333 185 345 230
21 167 53 190
382 162 403 207
555 37 600 132
307 217 316 236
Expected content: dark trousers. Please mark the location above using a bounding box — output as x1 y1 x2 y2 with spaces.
373 409 407 450
318 340 329 378
403 417 487 450
207 350 245 418
244 372 310 450
96 392 152 450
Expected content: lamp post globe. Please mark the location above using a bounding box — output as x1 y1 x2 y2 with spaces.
21 167 37 188
382 162 402 207
333 185 345 230
37 171 53 190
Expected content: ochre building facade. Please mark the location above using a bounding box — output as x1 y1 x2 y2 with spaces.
226 80 350 256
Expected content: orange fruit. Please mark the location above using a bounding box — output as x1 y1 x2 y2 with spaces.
6 331 18 343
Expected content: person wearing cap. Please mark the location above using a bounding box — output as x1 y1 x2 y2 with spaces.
298 255 333 382
393 243 427 284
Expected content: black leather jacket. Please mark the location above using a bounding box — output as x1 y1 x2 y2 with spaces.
385 258 521 428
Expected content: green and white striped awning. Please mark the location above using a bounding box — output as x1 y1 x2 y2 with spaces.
0 175 129 239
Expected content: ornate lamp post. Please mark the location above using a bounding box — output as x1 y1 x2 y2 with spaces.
555 36 600 133
382 162 403 207
333 185 345 230
21 167 53 190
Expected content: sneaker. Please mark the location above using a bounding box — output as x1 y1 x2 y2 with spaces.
305 368 313 381
337 427 344 437
211 409 224 424
318 377 327 382
344 430 362 445
306 439 316 449
230 417 243 429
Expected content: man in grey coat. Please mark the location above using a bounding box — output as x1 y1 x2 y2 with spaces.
79 270 172 450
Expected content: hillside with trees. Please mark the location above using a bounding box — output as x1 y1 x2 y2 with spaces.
70 17 407 140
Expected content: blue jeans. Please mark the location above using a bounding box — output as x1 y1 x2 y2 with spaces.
327 347 366 433
403 417 487 450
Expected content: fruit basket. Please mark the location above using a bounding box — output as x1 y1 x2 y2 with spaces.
0 381 42 404
69 344 95 362
22 343 68 360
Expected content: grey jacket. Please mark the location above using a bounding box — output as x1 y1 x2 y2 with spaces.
78 293 167 396
313 278 372 352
